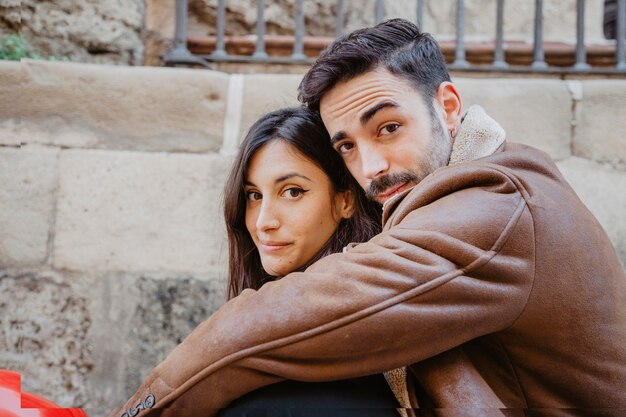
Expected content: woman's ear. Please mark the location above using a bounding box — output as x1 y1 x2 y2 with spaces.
335 189 355 220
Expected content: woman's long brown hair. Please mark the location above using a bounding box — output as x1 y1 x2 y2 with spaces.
223 107 381 300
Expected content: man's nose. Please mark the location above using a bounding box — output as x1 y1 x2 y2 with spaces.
360 146 389 180
256 200 280 231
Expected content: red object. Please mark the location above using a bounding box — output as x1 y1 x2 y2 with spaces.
0 370 88 417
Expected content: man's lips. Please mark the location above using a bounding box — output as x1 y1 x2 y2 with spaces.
258 240 292 252
377 182 410 202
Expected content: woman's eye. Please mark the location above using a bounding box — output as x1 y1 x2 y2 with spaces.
379 123 399 136
245 191 262 201
283 187 306 199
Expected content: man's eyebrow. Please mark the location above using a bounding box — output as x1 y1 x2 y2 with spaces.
244 173 312 187
330 131 347 145
360 101 399 125
330 101 399 145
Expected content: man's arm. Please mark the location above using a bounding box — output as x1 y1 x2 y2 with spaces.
108 163 535 417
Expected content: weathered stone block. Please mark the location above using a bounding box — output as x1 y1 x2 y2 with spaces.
557 157 626 266
144 0 175 66
121 275 225 398
573 80 626 166
457 78 572 161
0 60 21 146
15 60 229 152
17 0 144 65
239 74 303 140
54 149 232 273
85 272 226 417
0 145 59 267
0 271 92 407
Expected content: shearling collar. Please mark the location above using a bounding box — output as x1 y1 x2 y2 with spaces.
448 105 506 166
381 105 506 213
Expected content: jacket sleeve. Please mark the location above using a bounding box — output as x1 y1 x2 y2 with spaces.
107 164 536 417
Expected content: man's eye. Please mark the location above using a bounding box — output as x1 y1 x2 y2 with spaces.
246 191 262 201
336 142 354 154
283 187 307 199
379 123 399 136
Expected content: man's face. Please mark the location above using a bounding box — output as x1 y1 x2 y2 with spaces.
319 68 452 205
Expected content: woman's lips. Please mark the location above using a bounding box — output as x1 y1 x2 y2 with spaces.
378 182 410 203
258 240 292 253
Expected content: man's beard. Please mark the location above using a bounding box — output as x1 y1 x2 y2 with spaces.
366 113 451 202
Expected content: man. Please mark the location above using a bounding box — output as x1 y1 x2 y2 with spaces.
109 19 626 417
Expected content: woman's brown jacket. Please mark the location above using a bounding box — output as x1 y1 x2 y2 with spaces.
109 107 626 417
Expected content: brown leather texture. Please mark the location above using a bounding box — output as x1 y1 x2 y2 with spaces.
109 142 626 417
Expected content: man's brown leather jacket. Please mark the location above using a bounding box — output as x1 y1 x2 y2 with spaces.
109 127 626 417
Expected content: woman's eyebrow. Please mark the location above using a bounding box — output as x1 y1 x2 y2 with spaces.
275 173 312 184
244 173 312 187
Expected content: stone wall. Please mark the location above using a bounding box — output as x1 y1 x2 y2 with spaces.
0 0 145 65
1 60 625 416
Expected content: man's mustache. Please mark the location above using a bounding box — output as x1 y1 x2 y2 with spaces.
366 172 419 201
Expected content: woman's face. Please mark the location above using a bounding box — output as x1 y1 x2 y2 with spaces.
244 140 353 277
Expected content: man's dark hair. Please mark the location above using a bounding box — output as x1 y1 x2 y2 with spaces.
298 18 451 112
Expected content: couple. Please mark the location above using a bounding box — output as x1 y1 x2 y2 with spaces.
109 18 626 417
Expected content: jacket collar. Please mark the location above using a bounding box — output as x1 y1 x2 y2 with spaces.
448 105 506 166
381 105 506 217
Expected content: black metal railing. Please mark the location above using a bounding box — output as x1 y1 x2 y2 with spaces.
163 0 626 74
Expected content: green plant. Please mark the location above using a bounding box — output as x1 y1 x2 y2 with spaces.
0 34 67 61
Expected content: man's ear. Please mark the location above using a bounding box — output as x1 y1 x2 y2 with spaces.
435 81 463 134
335 189 355 220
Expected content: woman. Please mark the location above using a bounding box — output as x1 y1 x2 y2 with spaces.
223 106 381 298
219 106 399 416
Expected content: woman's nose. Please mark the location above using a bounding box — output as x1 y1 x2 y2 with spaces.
256 201 280 231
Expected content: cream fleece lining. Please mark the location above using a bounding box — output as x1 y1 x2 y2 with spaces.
382 105 506 412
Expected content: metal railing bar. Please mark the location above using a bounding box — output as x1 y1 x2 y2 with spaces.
211 0 227 59
291 0 306 60
375 0 385 24
532 0 548 69
417 0 424 30
452 0 470 68
252 0 268 59
573 0 591 70
163 0 210 67
617 0 626 70
492 0 507 69
336 0 345 38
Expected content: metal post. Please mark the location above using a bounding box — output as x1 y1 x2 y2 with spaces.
211 0 227 59
291 0 305 60
417 0 424 29
573 0 591 70
531 0 548 69
335 0 345 37
453 0 470 68
252 0 268 60
492 0 507 69
617 0 626 70
375 0 384 24
163 0 206 66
